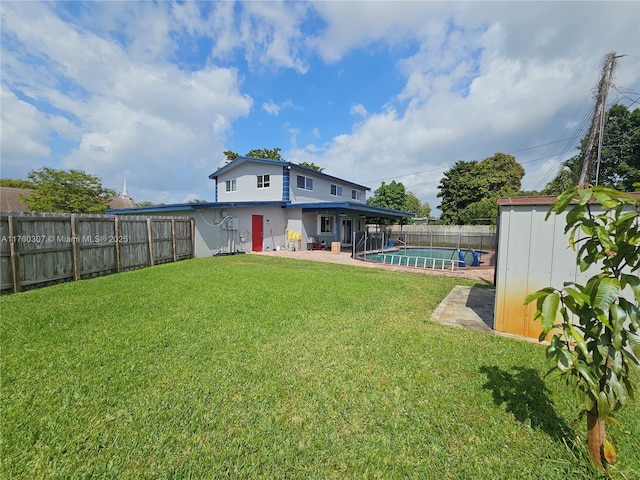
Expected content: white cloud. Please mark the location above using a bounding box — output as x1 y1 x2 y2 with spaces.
350 104 368 118
262 100 281 115
2 1 638 212
1 1 252 202
0 87 51 171
208 1 311 73
289 1 640 213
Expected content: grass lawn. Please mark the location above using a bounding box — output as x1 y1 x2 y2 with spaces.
1 255 638 479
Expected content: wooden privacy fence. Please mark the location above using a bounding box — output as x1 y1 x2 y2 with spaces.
0 213 195 294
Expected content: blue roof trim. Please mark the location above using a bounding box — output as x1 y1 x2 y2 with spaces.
107 201 286 215
208 156 371 191
107 199 412 219
288 201 414 218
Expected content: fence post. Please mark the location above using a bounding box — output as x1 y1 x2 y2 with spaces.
171 218 177 262
8 216 21 293
71 214 79 281
114 216 122 273
190 218 195 258
147 218 155 266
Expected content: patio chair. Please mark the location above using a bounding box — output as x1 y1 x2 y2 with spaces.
384 239 394 249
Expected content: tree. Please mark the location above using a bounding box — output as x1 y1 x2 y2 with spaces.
543 104 640 195
223 150 240 162
366 181 409 225
188 198 207 204
20 167 116 214
437 160 478 224
437 153 524 224
298 162 324 172
136 201 157 207
405 192 431 219
224 147 283 163
525 186 640 471
0 178 35 189
367 181 408 211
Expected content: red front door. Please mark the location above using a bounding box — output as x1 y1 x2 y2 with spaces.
251 215 263 252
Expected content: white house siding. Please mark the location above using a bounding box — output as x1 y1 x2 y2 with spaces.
216 162 284 203
495 200 635 340
289 171 367 204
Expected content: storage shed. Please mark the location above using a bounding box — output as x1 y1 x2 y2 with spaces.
494 196 605 339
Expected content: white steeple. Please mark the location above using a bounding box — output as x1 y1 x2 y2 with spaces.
121 177 129 199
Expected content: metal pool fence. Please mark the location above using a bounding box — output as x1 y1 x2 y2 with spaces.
352 230 496 267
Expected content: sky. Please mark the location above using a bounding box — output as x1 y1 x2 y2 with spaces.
1 1 639 215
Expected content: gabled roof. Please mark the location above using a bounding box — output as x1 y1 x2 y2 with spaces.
0 187 32 212
209 156 371 191
0 187 136 213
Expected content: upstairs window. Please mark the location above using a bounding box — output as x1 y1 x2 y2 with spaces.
331 184 343 197
225 179 237 192
257 174 270 188
352 189 363 200
297 175 313 191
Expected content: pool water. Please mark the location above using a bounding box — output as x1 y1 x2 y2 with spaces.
361 247 484 268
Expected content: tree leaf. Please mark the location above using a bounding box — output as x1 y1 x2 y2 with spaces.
592 277 620 312
593 190 618 209
556 349 573 372
629 332 640 361
524 288 556 305
621 274 640 304
609 371 628 406
540 292 560 333
548 188 577 218
598 391 612 420
604 440 617 465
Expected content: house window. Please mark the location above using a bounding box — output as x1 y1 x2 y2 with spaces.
297 175 313 191
331 184 343 197
257 174 270 188
319 215 334 234
352 189 362 200
225 179 236 192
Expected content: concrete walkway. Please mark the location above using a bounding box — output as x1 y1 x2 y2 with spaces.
430 285 495 332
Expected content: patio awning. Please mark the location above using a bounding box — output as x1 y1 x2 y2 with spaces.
288 201 414 221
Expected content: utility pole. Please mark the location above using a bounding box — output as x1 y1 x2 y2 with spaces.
578 51 619 187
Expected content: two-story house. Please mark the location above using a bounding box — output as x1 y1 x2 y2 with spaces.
108 157 413 257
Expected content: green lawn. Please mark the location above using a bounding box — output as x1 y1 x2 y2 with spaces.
1 255 638 479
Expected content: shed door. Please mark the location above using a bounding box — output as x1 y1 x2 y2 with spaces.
251 215 263 252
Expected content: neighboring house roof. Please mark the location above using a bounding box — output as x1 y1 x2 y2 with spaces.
0 187 135 212
209 156 371 191
0 187 31 212
107 196 137 210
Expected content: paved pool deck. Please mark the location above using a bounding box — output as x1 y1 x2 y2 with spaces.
256 248 495 283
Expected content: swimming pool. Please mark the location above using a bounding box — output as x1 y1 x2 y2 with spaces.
360 247 485 270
